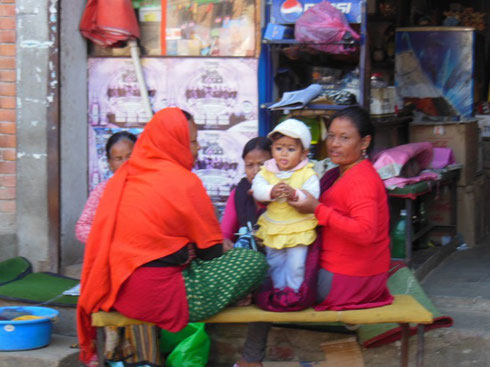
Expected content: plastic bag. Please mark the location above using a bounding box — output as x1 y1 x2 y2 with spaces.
160 323 210 367
294 1 360 54
234 221 258 251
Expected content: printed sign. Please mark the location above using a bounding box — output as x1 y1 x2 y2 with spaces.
271 0 362 24
88 58 258 215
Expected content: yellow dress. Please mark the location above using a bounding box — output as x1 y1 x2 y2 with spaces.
256 164 318 249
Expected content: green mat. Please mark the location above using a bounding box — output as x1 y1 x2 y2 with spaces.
357 263 453 347
0 257 32 286
0 257 79 307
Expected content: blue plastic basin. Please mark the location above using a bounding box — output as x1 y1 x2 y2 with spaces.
0 306 59 351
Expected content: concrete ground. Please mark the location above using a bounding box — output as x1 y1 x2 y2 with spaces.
1 237 489 367
211 237 490 366
362 237 490 367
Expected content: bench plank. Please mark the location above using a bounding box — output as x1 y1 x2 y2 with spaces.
92 295 433 327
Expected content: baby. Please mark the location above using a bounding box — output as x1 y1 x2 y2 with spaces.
252 119 320 292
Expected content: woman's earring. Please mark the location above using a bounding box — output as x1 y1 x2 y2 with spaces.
362 149 367 159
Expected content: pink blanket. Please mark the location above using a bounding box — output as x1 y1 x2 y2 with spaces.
373 143 439 189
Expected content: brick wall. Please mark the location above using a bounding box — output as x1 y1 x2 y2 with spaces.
0 0 16 236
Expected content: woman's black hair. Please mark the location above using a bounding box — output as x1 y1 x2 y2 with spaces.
106 131 138 159
328 106 375 152
242 136 272 159
181 109 193 121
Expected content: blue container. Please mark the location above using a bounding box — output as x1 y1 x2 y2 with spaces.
0 306 59 351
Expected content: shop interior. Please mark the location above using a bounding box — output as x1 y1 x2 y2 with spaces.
84 0 490 271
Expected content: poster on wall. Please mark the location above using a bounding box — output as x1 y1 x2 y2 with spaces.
395 28 476 120
88 57 258 215
135 0 258 57
166 0 257 57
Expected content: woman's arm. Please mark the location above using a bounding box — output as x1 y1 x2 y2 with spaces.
299 174 320 199
251 172 274 202
220 189 239 241
75 181 107 243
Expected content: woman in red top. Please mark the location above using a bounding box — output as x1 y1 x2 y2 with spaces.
290 106 393 311
236 106 392 367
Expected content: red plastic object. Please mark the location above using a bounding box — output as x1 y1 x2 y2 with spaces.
80 0 140 47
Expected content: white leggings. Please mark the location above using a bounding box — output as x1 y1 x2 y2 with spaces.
265 245 308 292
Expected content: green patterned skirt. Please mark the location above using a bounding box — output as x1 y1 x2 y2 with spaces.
183 248 268 322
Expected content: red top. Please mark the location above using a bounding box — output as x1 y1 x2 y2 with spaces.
314 159 391 276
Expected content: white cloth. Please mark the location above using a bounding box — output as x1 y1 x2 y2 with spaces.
266 245 308 291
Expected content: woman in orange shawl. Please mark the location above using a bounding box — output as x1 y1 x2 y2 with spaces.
77 108 268 365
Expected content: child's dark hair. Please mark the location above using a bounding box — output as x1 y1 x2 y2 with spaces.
328 106 375 153
242 137 272 159
106 131 138 159
181 109 193 121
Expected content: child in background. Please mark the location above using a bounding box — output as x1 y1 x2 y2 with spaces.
252 119 320 292
220 137 272 247
76 131 137 244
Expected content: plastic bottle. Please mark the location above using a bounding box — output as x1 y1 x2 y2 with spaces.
303 118 321 160
391 209 407 259
370 72 388 88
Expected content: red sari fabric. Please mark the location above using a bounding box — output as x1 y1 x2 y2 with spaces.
314 271 393 311
77 108 223 364
113 266 189 332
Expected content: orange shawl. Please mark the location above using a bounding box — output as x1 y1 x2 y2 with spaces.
77 108 223 363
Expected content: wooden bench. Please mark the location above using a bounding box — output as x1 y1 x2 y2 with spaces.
92 294 433 367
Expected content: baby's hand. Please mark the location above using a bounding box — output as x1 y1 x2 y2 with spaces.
271 182 287 199
282 183 297 201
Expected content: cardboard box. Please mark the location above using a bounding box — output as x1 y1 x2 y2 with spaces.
426 185 453 226
262 335 365 367
410 120 480 185
457 175 487 246
483 138 490 169
321 337 364 367
263 363 327 367
484 170 490 236
477 114 490 138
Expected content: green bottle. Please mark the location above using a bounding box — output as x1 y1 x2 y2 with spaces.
391 209 407 259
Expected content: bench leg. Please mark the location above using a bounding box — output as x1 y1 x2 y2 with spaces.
416 324 425 367
400 323 410 367
96 327 106 366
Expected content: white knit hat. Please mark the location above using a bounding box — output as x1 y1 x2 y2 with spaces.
267 119 311 150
